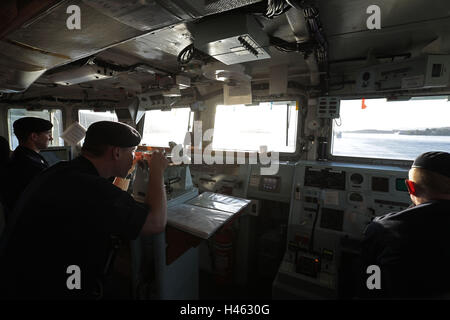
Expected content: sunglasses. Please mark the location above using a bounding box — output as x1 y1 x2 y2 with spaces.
404 179 416 194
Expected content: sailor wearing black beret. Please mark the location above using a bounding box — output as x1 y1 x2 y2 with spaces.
0 120 168 299
411 151 450 179
81 121 142 178
13 117 53 144
83 120 141 149
361 151 450 299
1 117 53 214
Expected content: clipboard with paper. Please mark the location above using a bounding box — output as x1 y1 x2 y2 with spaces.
167 192 251 239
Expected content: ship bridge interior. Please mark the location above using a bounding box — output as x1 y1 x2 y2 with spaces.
0 0 449 300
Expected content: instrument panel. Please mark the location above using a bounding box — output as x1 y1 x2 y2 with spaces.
274 160 411 299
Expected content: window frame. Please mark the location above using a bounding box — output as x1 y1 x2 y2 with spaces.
76 108 119 146
6 106 66 149
77 108 119 127
141 107 194 148
326 94 450 167
211 100 303 160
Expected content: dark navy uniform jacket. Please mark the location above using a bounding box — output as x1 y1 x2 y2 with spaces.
361 200 450 299
1 146 49 217
0 156 149 299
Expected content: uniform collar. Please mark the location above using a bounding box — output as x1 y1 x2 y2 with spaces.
14 145 40 157
13 145 48 166
73 155 101 177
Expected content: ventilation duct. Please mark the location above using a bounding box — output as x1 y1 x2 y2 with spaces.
193 14 270 65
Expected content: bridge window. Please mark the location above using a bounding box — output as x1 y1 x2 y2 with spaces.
141 108 193 148
332 97 450 160
7 108 64 150
78 109 118 129
213 102 298 153
78 110 118 145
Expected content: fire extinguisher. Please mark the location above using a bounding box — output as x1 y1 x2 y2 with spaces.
213 226 233 285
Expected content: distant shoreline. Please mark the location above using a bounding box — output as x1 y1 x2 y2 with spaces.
341 127 450 136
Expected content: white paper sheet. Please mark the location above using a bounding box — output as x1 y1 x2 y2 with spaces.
60 122 86 146
187 192 251 214
168 193 251 239
168 204 234 239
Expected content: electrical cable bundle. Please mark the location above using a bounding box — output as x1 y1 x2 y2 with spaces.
303 6 327 53
269 35 316 59
93 58 168 75
265 0 291 18
177 44 195 65
266 1 327 63
301 4 329 91
177 43 213 65
269 35 298 52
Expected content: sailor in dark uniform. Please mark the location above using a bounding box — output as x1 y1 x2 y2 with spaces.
0 136 10 167
1 117 53 217
0 121 168 299
361 151 450 299
0 136 10 237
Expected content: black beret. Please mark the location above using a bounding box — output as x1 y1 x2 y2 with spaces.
412 151 450 178
83 121 141 148
13 117 53 136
